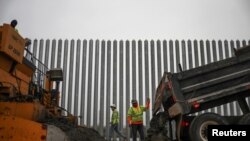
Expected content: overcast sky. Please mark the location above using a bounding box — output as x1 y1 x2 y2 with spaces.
1 0 250 40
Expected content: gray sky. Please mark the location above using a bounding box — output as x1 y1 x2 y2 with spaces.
1 0 250 40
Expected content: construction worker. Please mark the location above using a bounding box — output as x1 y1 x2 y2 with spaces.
109 104 127 141
10 19 19 33
10 19 18 28
128 98 150 141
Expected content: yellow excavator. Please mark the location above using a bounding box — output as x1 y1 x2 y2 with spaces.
0 22 104 141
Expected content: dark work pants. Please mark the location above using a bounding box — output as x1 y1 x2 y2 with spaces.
109 124 126 140
131 124 145 141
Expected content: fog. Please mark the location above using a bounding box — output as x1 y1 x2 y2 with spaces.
1 0 250 40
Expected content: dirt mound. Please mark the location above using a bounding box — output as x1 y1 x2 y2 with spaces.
67 126 106 141
43 118 106 141
146 112 170 141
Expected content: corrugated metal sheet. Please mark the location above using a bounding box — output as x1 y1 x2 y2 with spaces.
29 39 250 138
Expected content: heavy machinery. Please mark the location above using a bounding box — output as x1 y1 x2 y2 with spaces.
0 23 105 141
147 45 250 141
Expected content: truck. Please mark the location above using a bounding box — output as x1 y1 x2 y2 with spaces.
0 22 105 141
147 45 250 141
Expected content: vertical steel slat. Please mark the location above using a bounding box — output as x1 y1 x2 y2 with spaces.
236 40 241 49
38 39 44 70
32 39 38 65
187 40 193 69
193 40 199 67
93 40 100 129
181 40 187 71
229 40 235 57
144 40 150 127
169 40 174 72
61 40 68 109
157 40 162 80
193 40 201 115
248 39 250 107
224 40 230 59
242 40 246 47
211 40 217 62
218 40 224 115
163 40 168 71
175 40 180 72
113 40 118 104
106 40 112 138
57 39 62 68
229 40 237 116
44 39 50 68
223 40 230 116
236 40 241 48
199 40 205 113
74 40 81 115
235 40 242 115
38 39 45 88
125 40 130 133
206 40 211 64
31 39 38 85
210 40 218 113
113 40 119 139
230 40 235 56
99 40 106 134
138 40 143 105
119 40 124 131
204 40 212 112
218 40 223 60
199 40 205 66
150 40 156 105
87 39 94 126
132 40 137 100
80 40 87 125
67 40 75 113
37 39 44 86
50 39 56 68
228 40 235 116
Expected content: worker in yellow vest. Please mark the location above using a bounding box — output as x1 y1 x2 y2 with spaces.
127 98 150 141
109 104 127 141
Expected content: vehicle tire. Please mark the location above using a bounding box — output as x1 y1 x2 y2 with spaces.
189 113 228 141
238 113 250 125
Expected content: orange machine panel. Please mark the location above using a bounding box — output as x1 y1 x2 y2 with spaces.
14 69 31 83
16 63 34 78
0 115 47 141
0 101 46 121
15 60 35 83
0 24 25 63
0 53 14 72
0 68 29 95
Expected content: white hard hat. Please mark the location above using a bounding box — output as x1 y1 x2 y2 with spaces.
110 104 116 108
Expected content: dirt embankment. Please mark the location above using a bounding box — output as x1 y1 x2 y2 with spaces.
44 118 106 141
67 126 106 141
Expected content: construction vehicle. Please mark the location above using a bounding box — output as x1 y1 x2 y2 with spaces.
0 22 105 141
147 45 250 141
